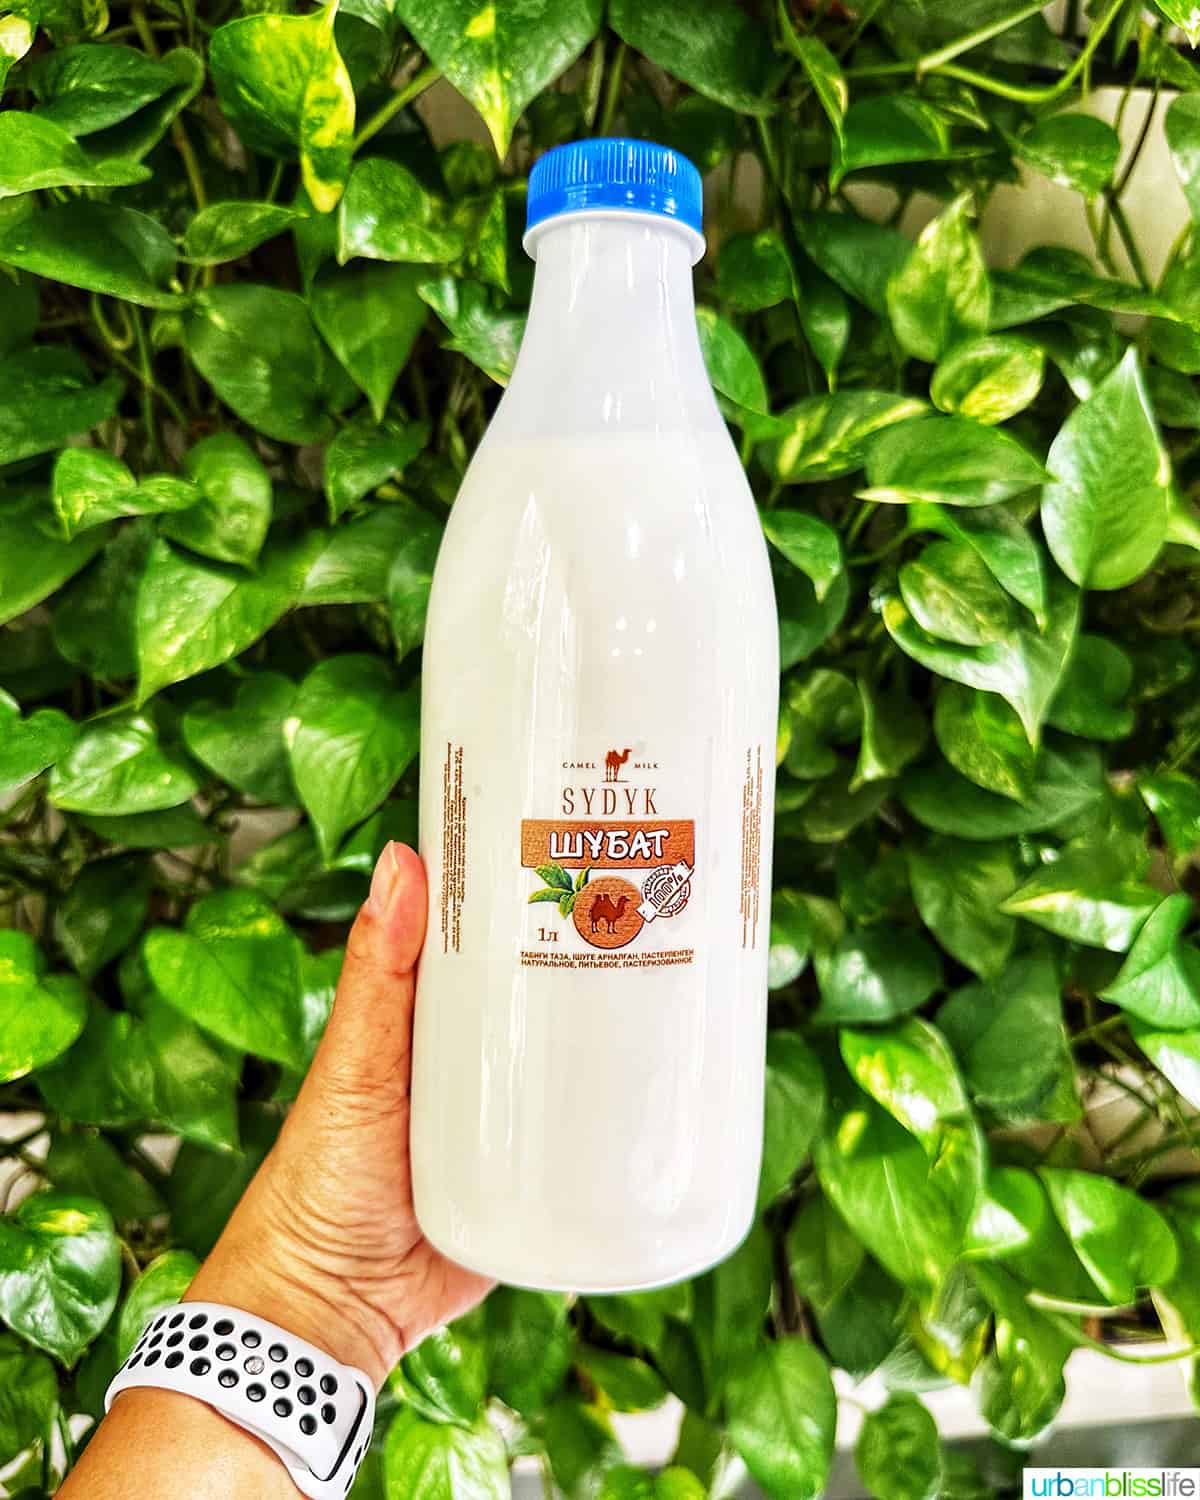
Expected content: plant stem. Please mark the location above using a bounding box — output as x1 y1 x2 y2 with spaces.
852 0 1127 102
352 62 440 154
131 308 159 462
1105 191 1152 289
582 33 605 129
845 0 1045 79
598 40 626 137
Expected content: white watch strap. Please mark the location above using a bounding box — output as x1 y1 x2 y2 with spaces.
104 1301 376 1500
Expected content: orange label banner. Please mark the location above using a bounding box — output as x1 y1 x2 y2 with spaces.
521 819 694 871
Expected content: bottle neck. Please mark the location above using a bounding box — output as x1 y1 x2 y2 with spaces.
492 214 721 440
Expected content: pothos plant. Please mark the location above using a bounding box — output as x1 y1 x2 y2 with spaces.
5 0 1200 1494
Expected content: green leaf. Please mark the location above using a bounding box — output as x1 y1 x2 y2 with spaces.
0 200 181 308
399 0 602 156
535 862 573 891
759 1030 825 1205
311 261 428 423
182 202 307 266
182 673 297 805
183 285 335 445
0 112 149 197
143 888 305 1067
576 1347 667 1413
382 1407 509 1500
609 0 776 117
1140 772 1200 861
716 229 795 311
393 1316 487 1425
899 540 1015 647
768 888 814 989
908 837 1019 980
210 4 354 213
1101 895 1200 1030
830 94 955 189
931 335 1045 425
886 196 990 363
725 1340 836 1500
56 855 152 979
937 952 1071 1116
0 692 78 798
991 247 1178 328
161 433 273 569
537 1397 621 1500
763 392 927 483
0 1193 121 1364
0 490 108 628
48 711 197 815
783 27 846 143
814 923 942 1025
166 1108 279 1257
817 1071 982 1291
50 450 198 538
51 520 152 680
690 1220 771 1394
1015 113 1120 198
1167 93 1200 224
120 995 241 1150
418 274 525 385
30 43 176 135
0 931 87 1085
972 1263 1071 1445
78 805 219 850
300 509 416 605
1039 1168 1178 1304
287 654 420 862
695 306 767 416
909 500 1047 625
760 510 842 602
861 416 1046 508
136 535 313 701
1128 1020 1200 1112
337 158 465 266
1041 349 1169 590
855 1394 942 1500
598 1466 705 1500
853 679 928 788
325 414 430 522
485 1288 571 1416
883 569 1079 745
786 1194 864 1315
1046 633 1134 741
795 211 911 318
0 347 122 471
903 740 1103 839
85 45 204 163
388 506 443 660
839 1016 969 1149
115 1249 199 1363
999 837 1159 952
0 1333 58 1467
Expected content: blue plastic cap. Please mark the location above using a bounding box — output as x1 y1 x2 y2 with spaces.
525 137 703 242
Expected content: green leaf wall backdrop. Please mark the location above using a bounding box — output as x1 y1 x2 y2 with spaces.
4 0 1200 1493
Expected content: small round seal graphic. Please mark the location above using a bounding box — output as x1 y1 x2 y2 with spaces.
639 862 692 921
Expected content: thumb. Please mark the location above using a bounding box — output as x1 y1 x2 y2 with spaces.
304 841 428 1104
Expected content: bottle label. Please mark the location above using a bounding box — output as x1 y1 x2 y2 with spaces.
518 748 696 970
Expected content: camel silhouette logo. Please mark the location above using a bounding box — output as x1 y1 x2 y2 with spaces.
604 748 632 783
589 891 631 935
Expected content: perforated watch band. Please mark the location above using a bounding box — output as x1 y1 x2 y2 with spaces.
104 1301 376 1500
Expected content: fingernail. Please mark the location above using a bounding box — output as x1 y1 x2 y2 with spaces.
366 841 401 916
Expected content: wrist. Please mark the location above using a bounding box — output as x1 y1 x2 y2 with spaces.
186 1216 400 1389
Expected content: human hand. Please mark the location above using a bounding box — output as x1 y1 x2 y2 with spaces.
185 842 492 1386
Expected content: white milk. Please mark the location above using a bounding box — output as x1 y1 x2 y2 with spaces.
412 142 778 1292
